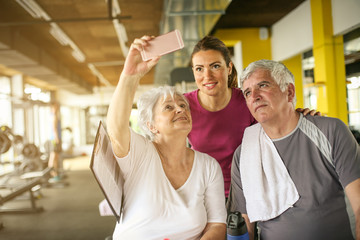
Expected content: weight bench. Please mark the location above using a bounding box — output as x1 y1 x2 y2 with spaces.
0 167 52 214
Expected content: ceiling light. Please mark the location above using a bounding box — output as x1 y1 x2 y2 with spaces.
15 0 50 20
49 25 70 46
50 25 87 62
71 48 86 63
113 20 129 57
119 39 129 57
116 21 128 42
112 0 121 17
111 0 128 56
88 64 111 86
17 0 89 77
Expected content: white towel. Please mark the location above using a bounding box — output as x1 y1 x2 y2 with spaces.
240 123 299 222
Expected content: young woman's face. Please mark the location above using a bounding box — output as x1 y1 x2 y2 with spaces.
192 50 232 97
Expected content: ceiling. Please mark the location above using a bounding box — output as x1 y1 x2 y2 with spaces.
211 0 305 30
0 0 163 94
4 0 346 96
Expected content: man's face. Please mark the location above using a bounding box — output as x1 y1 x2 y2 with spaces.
242 68 292 124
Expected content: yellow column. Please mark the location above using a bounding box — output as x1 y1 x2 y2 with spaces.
283 54 304 108
214 28 272 67
310 0 348 124
333 35 348 123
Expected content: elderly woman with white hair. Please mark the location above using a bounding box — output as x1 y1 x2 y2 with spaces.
106 35 227 240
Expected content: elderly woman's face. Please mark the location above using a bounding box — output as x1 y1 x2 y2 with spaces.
151 94 192 137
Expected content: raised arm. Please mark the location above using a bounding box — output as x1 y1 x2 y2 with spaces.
107 36 160 158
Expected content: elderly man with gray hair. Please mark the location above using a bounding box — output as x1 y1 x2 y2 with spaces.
228 59 360 240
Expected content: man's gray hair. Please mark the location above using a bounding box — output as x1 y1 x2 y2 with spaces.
137 86 189 141
239 59 297 106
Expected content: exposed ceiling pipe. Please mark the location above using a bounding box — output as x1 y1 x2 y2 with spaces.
110 0 129 57
0 16 131 26
154 0 231 86
167 10 225 16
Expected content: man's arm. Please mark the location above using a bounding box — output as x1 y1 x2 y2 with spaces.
345 178 360 240
228 146 246 212
228 145 257 240
242 214 256 240
200 222 226 240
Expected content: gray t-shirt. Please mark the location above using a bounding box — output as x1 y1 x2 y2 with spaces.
229 114 360 240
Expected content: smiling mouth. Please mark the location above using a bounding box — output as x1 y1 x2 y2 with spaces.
204 82 216 87
173 117 187 122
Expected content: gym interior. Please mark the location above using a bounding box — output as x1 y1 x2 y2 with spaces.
0 0 360 239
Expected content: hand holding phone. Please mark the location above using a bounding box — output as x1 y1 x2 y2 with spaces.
141 29 184 61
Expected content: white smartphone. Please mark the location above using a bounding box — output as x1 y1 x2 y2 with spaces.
140 29 184 61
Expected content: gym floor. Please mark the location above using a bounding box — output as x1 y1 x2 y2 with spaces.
0 156 115 240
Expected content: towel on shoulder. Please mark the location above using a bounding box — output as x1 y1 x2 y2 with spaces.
240 123 299 222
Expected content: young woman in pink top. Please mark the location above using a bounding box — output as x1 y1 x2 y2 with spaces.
184 36 317 197
184 36 253 197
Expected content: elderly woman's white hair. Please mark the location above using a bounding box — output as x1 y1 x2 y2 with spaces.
239 59 297 107
137 86 189 141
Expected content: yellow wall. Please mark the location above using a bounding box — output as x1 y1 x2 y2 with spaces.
282 54 304 108
215 25 348 123
214 28 272 68
215 29 305 108
310 0 348 123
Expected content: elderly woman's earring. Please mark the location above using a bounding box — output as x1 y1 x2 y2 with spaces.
151 128 159 134
147 122 158 134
